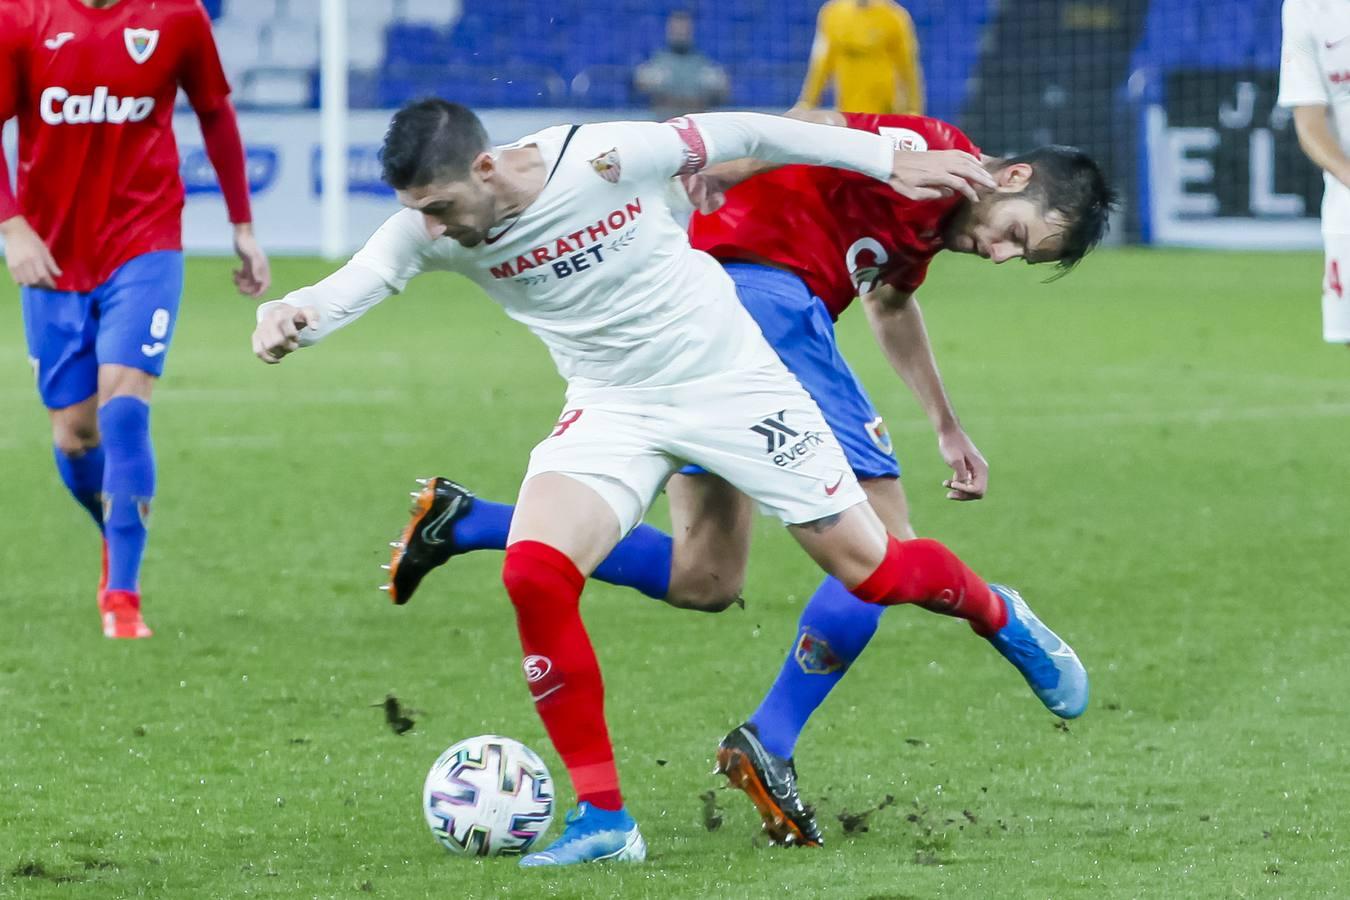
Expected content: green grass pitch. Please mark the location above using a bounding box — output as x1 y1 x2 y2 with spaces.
1 247 1347 898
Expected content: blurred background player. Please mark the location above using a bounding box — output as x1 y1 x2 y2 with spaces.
1279 0 1350 345
634 10 730 118
0 0 270 638
799 0 925 114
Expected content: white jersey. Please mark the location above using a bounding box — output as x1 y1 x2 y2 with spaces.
277 114 895 392
1279 0 1350 231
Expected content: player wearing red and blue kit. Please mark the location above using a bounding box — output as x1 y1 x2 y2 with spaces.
686 109 1112 840
1 0 269 638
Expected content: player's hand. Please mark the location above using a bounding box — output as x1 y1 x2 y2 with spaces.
1 216 62 288
888 150 997 204
680 172 727 214
233 222 271 298
252 302 319 364
937 427 988 501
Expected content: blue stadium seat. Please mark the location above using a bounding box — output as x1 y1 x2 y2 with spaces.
727 62 802 109
380 62 566 108
570 65 637 108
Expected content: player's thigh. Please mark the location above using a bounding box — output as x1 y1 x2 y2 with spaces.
1323 235 1350 344
862 476 915 540
664 471 755 610
510 473 626 576
20 285 100 415
515 403 677 575
787 500 890 589
94 250 185 380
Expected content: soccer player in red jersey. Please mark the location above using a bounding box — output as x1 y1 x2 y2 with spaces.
1 0 269 638
680 109 1115 840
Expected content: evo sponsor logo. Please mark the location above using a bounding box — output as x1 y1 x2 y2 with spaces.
39 86 154 125
750 411 825 468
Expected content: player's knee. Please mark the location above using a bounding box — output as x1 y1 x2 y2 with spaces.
665 573 745 613
52 420 100 456
502 541 583 613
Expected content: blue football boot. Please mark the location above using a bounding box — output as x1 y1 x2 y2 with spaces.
988 584 1089 718
518 802 647 868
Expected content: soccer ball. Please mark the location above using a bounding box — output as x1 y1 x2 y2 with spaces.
422 735 554 857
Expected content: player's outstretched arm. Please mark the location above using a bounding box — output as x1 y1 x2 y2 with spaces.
676 112 993 211
861 285 988 501
252 302 319 364
249 209 440 364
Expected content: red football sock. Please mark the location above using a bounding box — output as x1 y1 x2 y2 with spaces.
502 540 623 812
850 537 1008 636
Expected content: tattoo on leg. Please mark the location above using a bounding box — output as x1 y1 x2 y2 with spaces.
799 513 843 534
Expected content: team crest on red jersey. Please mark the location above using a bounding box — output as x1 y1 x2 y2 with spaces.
590 148 622 183
124 28 159 64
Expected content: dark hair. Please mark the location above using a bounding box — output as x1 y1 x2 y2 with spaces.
380 98 489 190
996 145 1119 276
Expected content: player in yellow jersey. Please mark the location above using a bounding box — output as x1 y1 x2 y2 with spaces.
798 0 924 114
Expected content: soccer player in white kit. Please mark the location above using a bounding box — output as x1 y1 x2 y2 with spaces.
1281 0 1350 344
251 100 1085 866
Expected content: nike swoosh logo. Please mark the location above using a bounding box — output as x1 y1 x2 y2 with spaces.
141 342 166 357
740 728 794 800
1049 641 1077 662
45 32 75 50
1328 35 1350 49
420 495 464 545
824 473 845 496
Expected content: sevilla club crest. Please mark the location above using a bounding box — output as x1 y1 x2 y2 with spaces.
124 28 159 64
590 148 622 184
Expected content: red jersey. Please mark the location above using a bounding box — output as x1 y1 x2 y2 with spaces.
689 114 980 319
0 0 234 291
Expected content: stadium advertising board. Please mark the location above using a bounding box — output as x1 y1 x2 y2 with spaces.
174 110 644 255
1144 69 1324 248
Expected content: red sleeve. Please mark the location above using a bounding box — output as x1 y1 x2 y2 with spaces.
0 5 30 222
0 143 18 222
179 4 233 114
840 113 981 157
198 101 252 224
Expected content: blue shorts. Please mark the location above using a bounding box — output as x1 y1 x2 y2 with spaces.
684 262 900 481
21 250 185 409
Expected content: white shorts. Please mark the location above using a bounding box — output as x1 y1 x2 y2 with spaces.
1322 234 1350 343
522 363 868 534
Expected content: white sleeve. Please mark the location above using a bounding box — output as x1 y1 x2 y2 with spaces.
1279 0 1329 107
624 113 894 182
255 209 436 347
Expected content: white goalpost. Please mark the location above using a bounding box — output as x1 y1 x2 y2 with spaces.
319 0 349 260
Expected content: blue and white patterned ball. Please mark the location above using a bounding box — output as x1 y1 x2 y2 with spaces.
422 735 554 857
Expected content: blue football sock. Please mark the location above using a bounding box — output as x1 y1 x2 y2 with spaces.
100 397 154 593
749 577 884 759
453 498 672 600
449 497 514 552
591 523 672 601
53 444 106 530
